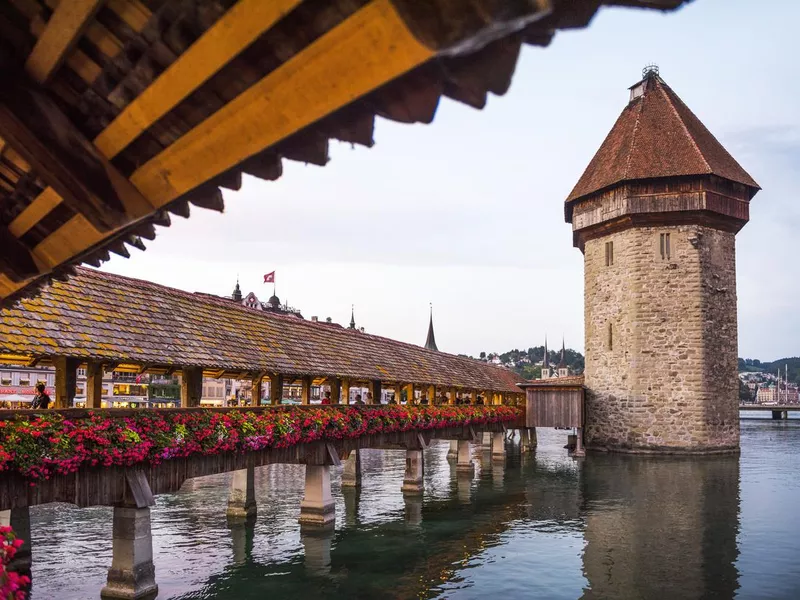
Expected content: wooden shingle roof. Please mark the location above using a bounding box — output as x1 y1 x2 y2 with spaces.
0 0 688 307
0 266 525 392
566 73 760 205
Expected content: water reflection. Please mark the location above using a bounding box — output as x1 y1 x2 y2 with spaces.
580 454 740 600
26 426 786 600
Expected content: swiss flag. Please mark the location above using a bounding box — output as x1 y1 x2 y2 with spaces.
263 271 275 283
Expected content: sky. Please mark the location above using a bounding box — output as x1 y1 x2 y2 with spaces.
99 0 799 361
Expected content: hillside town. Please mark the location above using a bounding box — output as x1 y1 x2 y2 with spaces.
740 368 800 405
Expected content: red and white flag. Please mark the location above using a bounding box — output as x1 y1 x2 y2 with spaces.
263 271 275 283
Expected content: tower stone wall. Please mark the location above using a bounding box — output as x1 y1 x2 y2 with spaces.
583 224 739 452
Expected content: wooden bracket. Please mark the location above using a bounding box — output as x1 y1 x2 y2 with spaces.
125 471 155 508
326 444 341 467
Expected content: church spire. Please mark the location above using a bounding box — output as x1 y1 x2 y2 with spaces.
559 337 567 368
424 304 438 351
232 277 242 302
543 335 549 367
349 305 356 330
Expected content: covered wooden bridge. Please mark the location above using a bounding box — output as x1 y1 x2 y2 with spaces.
0 0 687 308
0 266 525 406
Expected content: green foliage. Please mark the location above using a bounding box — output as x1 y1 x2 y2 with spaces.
478 345 584 378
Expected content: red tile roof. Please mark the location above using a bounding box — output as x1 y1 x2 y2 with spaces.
0 267 524 393
566 74 759 204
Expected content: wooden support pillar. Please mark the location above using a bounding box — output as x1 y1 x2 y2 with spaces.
427 385 435 405
341 379 350 405
449 387 456 405
470 390 477 405
301 376 312 405
328 378 341 404
251 375 263 407
180 367 202 408
270 373 283 405
394 383 403 403
86 360 105 409
405 383 415 405
54 356 79 408
369 380 381 404
484 391 493 406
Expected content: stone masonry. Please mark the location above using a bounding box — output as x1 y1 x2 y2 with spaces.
583 224 739 452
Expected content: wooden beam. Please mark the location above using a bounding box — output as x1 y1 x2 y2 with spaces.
25 0 105 84
301 375 312 405
180 366 202 408
129 0 435 207
269 373 283 405
341 379 350 405
86 359 104 409
54 356 79 409
8 187 62 238
94 0 302 159
0 81 153 232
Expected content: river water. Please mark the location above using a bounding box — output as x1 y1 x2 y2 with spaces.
25 415 800 599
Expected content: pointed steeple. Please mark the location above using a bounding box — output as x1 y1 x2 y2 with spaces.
558 337 567 368
349 305 356 330
543 335 549 367
232 278 242 302
424 304 438 351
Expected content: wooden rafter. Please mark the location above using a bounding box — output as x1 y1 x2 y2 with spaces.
129 0 436 206
94 0 302 159
25 0 106 84
0 81 153 232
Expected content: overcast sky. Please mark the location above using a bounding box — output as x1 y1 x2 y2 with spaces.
100 0 798 362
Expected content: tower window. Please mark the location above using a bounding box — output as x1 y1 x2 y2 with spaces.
660 233 671 260
607 323 613 351
605 241 614 266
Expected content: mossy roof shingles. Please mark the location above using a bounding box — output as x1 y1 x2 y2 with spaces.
0 267 523 393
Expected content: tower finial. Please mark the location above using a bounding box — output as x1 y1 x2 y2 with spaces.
349 304 356 329
232 276 242 302
642 63 659 79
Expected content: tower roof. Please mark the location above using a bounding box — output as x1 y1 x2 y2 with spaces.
566 70 759 210
425 308 439 352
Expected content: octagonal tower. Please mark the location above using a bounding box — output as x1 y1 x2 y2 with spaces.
567 67 760 453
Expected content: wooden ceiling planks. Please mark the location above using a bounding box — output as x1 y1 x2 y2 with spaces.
0 0 691 307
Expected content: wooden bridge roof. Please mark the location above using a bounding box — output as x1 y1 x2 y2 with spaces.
0 266 525 392
0 0 688 307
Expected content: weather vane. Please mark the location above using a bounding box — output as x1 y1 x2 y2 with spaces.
642 63 659 79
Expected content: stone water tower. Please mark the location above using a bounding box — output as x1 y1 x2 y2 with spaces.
566 67 760 453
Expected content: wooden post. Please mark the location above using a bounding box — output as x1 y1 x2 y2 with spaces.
251 375 263 407
301 376 312 405
180 367 203 408
329 378 341 404
341 379 350 405
405 383 414 405
369 380 381 404
54 356 79 408
269 373 283 405
428 385 435 405
449 387 456 405
484 391 493 406
86 360 104 409
470 390 477 405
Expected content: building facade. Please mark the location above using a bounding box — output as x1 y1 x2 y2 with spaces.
567 68 760 453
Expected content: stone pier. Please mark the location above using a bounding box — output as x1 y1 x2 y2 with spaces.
491 432 506 463
447 440 458 460
226 466 257 520
301 527 334 576
299 465 335 528
100 503 158 600
0 507 31 574
404 496 423 527
456 440 474 475
523 428 537 453
401 450 424 495
481 431 492 450
341 449 362 488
